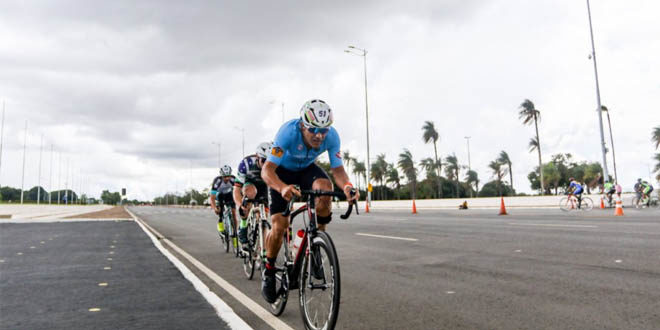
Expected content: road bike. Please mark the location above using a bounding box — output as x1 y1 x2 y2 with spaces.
631 195 659 209
559 193 593 212
219 202 240 257
265 189 357 330
240 195 270 280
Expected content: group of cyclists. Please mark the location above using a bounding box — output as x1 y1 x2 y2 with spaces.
208 99 359 304
565 177 655 209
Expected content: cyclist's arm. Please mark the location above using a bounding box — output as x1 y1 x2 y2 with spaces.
330 166 360 201
262 161 288 193
210 193 217 210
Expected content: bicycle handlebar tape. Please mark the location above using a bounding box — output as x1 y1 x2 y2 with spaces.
614 198 624 216
498 197 508 216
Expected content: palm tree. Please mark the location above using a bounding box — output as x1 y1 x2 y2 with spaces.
398 149 418 199
422 121 443 198
653 126 660 150
419 157 438 198
342 151 352 182
352 160 366 191
528 137 539 153
489 160 505 196
497 151 514 193
444 154 460 198
370 156 386 200
465 170 479 197
386 164 402 199
519 99 544 194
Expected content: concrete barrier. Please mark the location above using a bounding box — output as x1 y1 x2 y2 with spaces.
361 193 636 210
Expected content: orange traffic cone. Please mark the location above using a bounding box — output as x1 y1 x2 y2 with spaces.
499 197 508 215
412 200 417 214
365 201 370 213
600 197 605 209
614 198 624 216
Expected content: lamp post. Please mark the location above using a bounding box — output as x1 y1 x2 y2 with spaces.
586 0 610 184
211 142 221 168
233 126 245 157
37 135 43 204
0 102 5 190
20 121 27 204
600 106 618 183
345 45 372 208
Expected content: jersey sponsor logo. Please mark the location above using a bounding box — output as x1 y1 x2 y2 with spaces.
297 144 303 151
271 146 284 157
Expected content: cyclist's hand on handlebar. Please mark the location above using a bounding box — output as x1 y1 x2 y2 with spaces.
344 185 359 202
214 207 220 215
280 185 301 201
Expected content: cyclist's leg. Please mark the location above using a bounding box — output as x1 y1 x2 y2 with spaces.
239 184 257 244
262 188 290 303
301 163 333 232
217 201 225 233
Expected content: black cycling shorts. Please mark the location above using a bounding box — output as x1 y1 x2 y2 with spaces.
216 192 234 207
269 163 330 215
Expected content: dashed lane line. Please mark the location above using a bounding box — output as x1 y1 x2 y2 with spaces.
507 223 598 228
355 233 419 241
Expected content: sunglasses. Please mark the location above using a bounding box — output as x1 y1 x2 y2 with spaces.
304 126 329 135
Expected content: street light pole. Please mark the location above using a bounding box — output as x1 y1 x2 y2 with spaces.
211 142 221 168
587 0 610 185
20 121 27 204
345 45 372 208
49 144 53 204
464 136 472 171
601 106 618 182
37 135 43 204
0 102 5 190
58 152 61 204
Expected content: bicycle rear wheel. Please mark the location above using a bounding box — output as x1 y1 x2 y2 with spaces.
299 231 341 330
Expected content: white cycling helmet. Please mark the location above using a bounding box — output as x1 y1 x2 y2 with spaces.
220 165 232 176
255 142 272 159
300 99 333 128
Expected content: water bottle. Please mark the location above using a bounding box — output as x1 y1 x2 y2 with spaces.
293 229 304 258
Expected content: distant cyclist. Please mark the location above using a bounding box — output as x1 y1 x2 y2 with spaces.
634 178 643 205
641 180 654 206
568 177 584 208
233 142 272 246
210 165 237 235
603 180 615 205
260 99 359 303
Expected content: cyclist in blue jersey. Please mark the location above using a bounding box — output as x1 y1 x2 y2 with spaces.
260 99 359 303
568 177 584 208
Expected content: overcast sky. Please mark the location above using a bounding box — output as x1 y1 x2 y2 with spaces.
1 0 659 201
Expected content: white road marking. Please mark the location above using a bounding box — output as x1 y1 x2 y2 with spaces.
515 250 522 253
615 260 622 263
0 259 5 263
88 308 101 312
16 252 23 255
508 223 597 228
127 208 281 330
446 291 455 294
356 233 419 241
103 267 111 270
98 283 108 287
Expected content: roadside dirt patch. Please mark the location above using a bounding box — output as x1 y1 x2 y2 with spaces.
65 206 132 219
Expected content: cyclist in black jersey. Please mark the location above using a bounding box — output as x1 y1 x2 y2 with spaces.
233 142 272 245
210 165 237 234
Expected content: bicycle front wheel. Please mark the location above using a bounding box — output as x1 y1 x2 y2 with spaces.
559 197 572 212
581 197 593 211
243 221 256 280
299 231 341 330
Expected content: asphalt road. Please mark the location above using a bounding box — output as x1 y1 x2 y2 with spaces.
128 205 660 330
0 220 229 330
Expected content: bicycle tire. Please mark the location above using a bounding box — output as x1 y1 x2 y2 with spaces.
631 196 641 208
299 231 341 330
268 241 290 316
559 197 572 212
243 221 256 280
581 197 593 211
